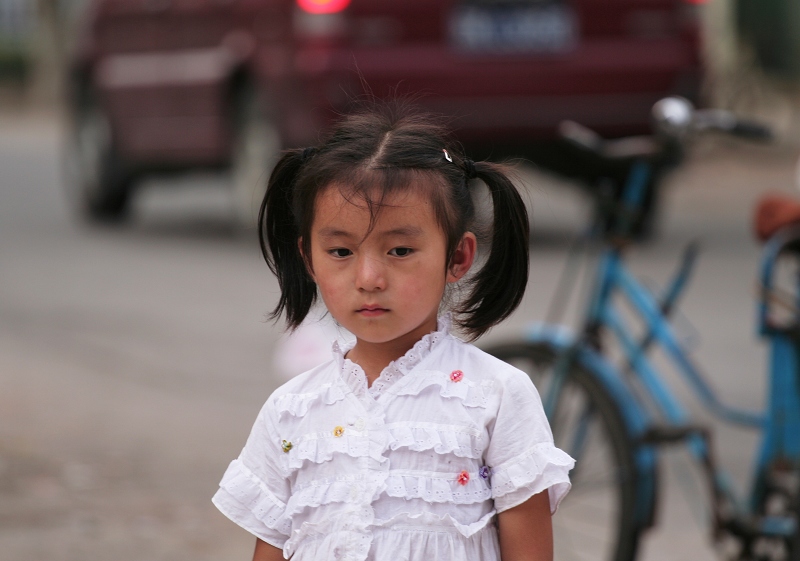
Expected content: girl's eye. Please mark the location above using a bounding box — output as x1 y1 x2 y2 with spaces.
329 248 352 258
389 247 413 257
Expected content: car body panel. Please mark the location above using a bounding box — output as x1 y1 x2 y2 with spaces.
69 0 705 169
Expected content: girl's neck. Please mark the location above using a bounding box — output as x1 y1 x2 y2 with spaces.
346 317 439 385
347 338 416 385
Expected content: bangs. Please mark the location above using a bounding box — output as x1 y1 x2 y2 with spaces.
324 166 454 239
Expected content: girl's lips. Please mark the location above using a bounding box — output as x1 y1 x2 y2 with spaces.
357 306 389 317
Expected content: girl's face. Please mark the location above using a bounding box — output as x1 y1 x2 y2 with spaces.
306 185 475 355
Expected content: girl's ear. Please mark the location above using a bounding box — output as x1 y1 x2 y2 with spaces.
298 237 316 281
447 232 477 283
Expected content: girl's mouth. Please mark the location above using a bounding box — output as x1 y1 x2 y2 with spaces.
357 306 389 317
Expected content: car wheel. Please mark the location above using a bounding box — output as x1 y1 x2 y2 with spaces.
230 85 281 228
64 95 133 222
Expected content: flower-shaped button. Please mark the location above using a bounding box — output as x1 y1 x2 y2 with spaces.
333 426 345 437
479 466 491 480
281 440 293 453
457 470 470 485
450 369 464 382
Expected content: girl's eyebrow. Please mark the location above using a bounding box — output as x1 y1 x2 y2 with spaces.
317 226 424 239
380 226 423 237
317 227 356 239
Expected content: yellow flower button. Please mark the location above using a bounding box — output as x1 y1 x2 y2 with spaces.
281 440 293 453
333 426 345 437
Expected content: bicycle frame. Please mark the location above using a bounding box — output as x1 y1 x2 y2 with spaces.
534 159 800 542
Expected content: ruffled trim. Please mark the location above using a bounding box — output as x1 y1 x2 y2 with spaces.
389 372 495 409
282 431 389 470
383 471 491 504
386 422 485 458
273 382 346 420
333 315 452 396
283 480 494 559
374 509 496 538
215 458 291 535
284 505 376 560
382 314 451 375
491 442 575 512
279 475 386 526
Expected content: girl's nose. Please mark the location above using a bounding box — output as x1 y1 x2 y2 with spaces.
355 255 386 291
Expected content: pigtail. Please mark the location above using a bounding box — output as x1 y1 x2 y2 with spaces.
458 161 530 338
258 149 317 329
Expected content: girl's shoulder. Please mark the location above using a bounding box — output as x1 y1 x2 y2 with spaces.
265 358 342 410
432 336 535 389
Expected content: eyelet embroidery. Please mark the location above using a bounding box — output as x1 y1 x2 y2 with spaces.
479 466 491 480
450 369 464 382
333 426 345 438
281 440 293 453
457 470 470 485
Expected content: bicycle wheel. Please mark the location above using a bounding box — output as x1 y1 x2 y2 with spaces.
749 460 800 560
793 485 800 561
486 342 642 561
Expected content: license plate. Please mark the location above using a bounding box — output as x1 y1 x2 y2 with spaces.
449 3 578 54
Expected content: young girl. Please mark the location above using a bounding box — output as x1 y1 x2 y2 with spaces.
212 106 574 561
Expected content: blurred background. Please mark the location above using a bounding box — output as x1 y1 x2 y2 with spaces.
2 0 800 560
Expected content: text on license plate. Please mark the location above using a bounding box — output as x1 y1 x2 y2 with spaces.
449 4 578 53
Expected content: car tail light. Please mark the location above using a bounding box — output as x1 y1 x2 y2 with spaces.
297 0 350 15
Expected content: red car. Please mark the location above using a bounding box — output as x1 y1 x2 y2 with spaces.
65 0 706 222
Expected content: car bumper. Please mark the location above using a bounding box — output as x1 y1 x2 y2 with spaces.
94 47 237 166
92 37 702 165
285 38 702 144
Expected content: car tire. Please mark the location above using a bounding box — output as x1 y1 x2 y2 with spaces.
230 85 281 228
64 93 133 222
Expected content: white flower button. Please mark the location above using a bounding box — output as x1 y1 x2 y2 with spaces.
354 418 366 431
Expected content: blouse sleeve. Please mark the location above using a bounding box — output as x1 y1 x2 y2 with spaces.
212 399 291 549
485 369 575 514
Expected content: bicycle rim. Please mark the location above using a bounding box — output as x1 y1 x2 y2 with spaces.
487 342 641 561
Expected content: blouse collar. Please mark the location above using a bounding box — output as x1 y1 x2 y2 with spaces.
332 315 452 397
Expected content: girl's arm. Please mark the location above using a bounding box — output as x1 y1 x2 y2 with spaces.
252 538 285 561
496 490 553 561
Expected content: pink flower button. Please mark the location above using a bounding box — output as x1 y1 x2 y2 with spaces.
450 370 464 382
457 470 470 485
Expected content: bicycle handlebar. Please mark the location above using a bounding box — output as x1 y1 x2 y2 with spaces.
559 97 774 161
692 108 773 141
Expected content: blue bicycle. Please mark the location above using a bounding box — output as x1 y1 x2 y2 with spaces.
486 98 799 561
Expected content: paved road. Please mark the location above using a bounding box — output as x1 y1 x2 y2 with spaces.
1 113 796 561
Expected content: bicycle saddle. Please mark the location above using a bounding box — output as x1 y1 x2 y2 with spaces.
753 193 800 242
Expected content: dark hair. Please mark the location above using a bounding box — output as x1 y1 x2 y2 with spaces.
258 103 529 340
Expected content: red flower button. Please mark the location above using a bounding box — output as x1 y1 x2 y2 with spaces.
450 370 464 382
457 470 470 485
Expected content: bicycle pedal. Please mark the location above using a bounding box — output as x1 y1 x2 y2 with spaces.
756 514 798 538
639 424 707 445
723 514 797 540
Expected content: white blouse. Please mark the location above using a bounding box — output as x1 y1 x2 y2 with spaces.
213 317 574 561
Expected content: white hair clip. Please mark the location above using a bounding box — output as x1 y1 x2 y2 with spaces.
443 149 453 163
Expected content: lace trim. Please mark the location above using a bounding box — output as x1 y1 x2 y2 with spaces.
284 506 376 561
281 431 389 470
278 474 386 527
386 422 486 459
383 471 492 504
332 315 452 396
273 382 346 419
389 372 495 408
490 442 575 501
374 509 497 539
216 458 291 535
